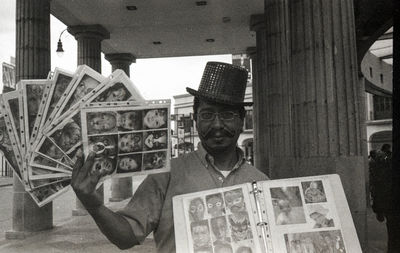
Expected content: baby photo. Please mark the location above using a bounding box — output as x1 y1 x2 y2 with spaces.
301 180 327 204
118 132 143 153
308 204 335 229
87 111 118 135
270 186 307 225
143 108 167 129
93 82 131 102
88 135 118 156
143 130 168 151
116 154 142 173
143 151 166 170
116 110 143 131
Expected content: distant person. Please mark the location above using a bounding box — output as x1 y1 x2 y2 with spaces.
370 144 399 252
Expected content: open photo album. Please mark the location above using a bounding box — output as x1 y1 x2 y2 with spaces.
173 174 362 253
0 65 171 207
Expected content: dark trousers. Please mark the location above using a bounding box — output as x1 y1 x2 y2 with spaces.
386 214 400 253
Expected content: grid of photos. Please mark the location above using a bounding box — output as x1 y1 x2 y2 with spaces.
81 103 170 179
0 65 166 207
175 176 360 253
184 188 257 253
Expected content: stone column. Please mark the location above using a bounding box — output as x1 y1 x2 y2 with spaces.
250 14 272 176
104 53 135 202
68 25 110 216
261 0 367 246
6 0 52 239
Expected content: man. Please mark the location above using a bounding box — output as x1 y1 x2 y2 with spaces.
71 62 268 252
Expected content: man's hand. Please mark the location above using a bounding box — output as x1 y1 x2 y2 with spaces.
71 152 103 211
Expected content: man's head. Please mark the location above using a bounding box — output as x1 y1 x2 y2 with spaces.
187 62 251 155
381 144 391 154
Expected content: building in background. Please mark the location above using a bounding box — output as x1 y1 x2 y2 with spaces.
2 57 16 91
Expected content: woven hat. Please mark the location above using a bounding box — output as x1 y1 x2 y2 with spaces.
186 62 252 106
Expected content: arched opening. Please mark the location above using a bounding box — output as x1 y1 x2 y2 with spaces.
369 130 392 152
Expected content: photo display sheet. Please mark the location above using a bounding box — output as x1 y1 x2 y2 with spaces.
81 100 171 181
0 65 158 207
173 174 362 253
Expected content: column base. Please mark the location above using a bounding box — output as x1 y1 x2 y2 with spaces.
5 230 29 240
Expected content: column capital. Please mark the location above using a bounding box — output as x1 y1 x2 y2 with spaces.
105 53 136 64
246 47 257 59
250 14 266 32
68 24 110 41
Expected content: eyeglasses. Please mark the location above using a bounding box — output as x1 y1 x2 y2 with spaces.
198 111 239 121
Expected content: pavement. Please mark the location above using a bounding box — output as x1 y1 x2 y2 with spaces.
0 176 389 253
0 177 13 188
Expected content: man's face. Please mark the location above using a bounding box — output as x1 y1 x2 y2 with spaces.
119 134 140 152
195 100 243 154
144 110 166 129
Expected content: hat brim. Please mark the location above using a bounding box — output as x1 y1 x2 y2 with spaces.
186 87 253 106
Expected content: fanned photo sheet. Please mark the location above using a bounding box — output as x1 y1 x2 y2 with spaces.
173 174 362 253
0 64 171 207
81 100 171 182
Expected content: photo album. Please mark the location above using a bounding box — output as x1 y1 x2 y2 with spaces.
0 65 171 207
173 174 362 253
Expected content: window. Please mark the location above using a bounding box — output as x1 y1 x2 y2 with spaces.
373 95 392 120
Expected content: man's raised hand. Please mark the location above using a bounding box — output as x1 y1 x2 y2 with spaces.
71 152 103 211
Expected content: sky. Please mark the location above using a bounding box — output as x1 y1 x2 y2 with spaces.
0 0 231 102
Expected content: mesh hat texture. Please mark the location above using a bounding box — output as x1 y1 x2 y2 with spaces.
186 62 253 106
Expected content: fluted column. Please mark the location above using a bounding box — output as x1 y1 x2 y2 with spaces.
263 0 367 246
7 0 52 239
69 24 109 216
68 25 110 72
250 14 274 176
105 53 135 202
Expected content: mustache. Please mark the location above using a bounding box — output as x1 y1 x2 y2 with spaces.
202 127 235 138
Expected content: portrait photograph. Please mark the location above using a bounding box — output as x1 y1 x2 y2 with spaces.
62 74 100 114
116 110 142 131
206 193 226 218
38 138 66 161
284 230 346 253
188 197 206 222
86 111 118 135
224 188 246 215
50 120 82 153
143 151 166 170
88 134 118 156
190 220 212 252
143 130 168 151
91 156 117 177
270 186 306 225
45 73 72 121
25 83 45 134
118 132 143 153
93 82 131 102
308 204 335 229
210 216 231 245
301 180 327 204
143 108 167 129
116 154 142 173
228 213 253 242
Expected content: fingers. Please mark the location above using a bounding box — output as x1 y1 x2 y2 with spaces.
72 152 84 181
73 152 96 186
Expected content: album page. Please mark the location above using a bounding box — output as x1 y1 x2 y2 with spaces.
173 184 264 253
258 174 362 253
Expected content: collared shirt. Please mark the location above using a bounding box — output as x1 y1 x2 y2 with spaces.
118 144 268 253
